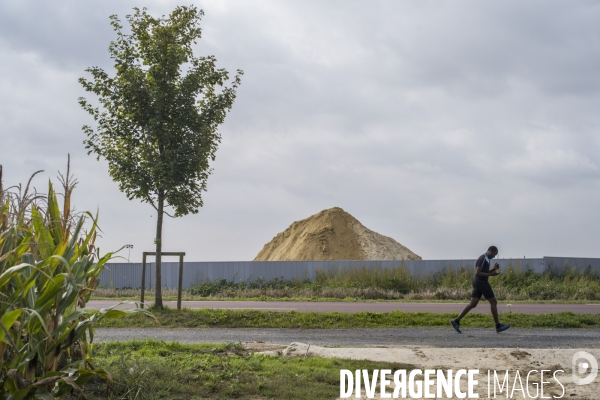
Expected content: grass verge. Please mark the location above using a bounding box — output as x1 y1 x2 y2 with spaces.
90 293 600 303
75 340 412 399
95 308 600 329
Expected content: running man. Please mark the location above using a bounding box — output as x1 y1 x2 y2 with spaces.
450 246 511 333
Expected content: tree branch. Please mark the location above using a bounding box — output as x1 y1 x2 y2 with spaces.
146 195 175 218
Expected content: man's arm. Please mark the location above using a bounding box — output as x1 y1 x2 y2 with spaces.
475 265 500 277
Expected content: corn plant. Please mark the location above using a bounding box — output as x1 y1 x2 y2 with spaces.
0 167 153 399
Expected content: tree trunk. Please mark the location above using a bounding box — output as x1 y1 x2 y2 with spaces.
154 190 164 309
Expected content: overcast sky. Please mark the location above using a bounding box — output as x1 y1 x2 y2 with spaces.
1 1 600 261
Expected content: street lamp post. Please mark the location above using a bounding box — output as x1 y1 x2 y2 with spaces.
125 244 134 263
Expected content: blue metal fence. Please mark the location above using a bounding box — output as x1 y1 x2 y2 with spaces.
97 256 600 289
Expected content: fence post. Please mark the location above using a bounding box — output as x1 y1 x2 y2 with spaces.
141 253 147 309
177 254 184 310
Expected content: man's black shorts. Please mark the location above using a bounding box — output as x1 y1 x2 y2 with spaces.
471 277 495 299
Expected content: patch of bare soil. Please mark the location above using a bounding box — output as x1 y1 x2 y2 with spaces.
254 207 421 261
275 343 598 399
510 350 532 360
243 341 287 355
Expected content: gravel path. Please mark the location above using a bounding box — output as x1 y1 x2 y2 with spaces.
94 327 600 348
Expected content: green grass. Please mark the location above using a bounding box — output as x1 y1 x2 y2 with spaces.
95 307 600 329
91 295 600 303
75 340 413 399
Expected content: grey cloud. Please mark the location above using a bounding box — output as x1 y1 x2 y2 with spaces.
1 0 600 260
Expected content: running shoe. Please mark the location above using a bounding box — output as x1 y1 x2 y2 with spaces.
450 319 461 333
496 323 511 333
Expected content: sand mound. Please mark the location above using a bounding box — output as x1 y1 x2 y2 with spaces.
254 207 421 261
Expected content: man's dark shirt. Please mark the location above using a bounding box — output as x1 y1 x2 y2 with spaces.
475 254 490 281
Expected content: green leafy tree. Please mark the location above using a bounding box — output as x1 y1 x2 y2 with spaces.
79 6 242 308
